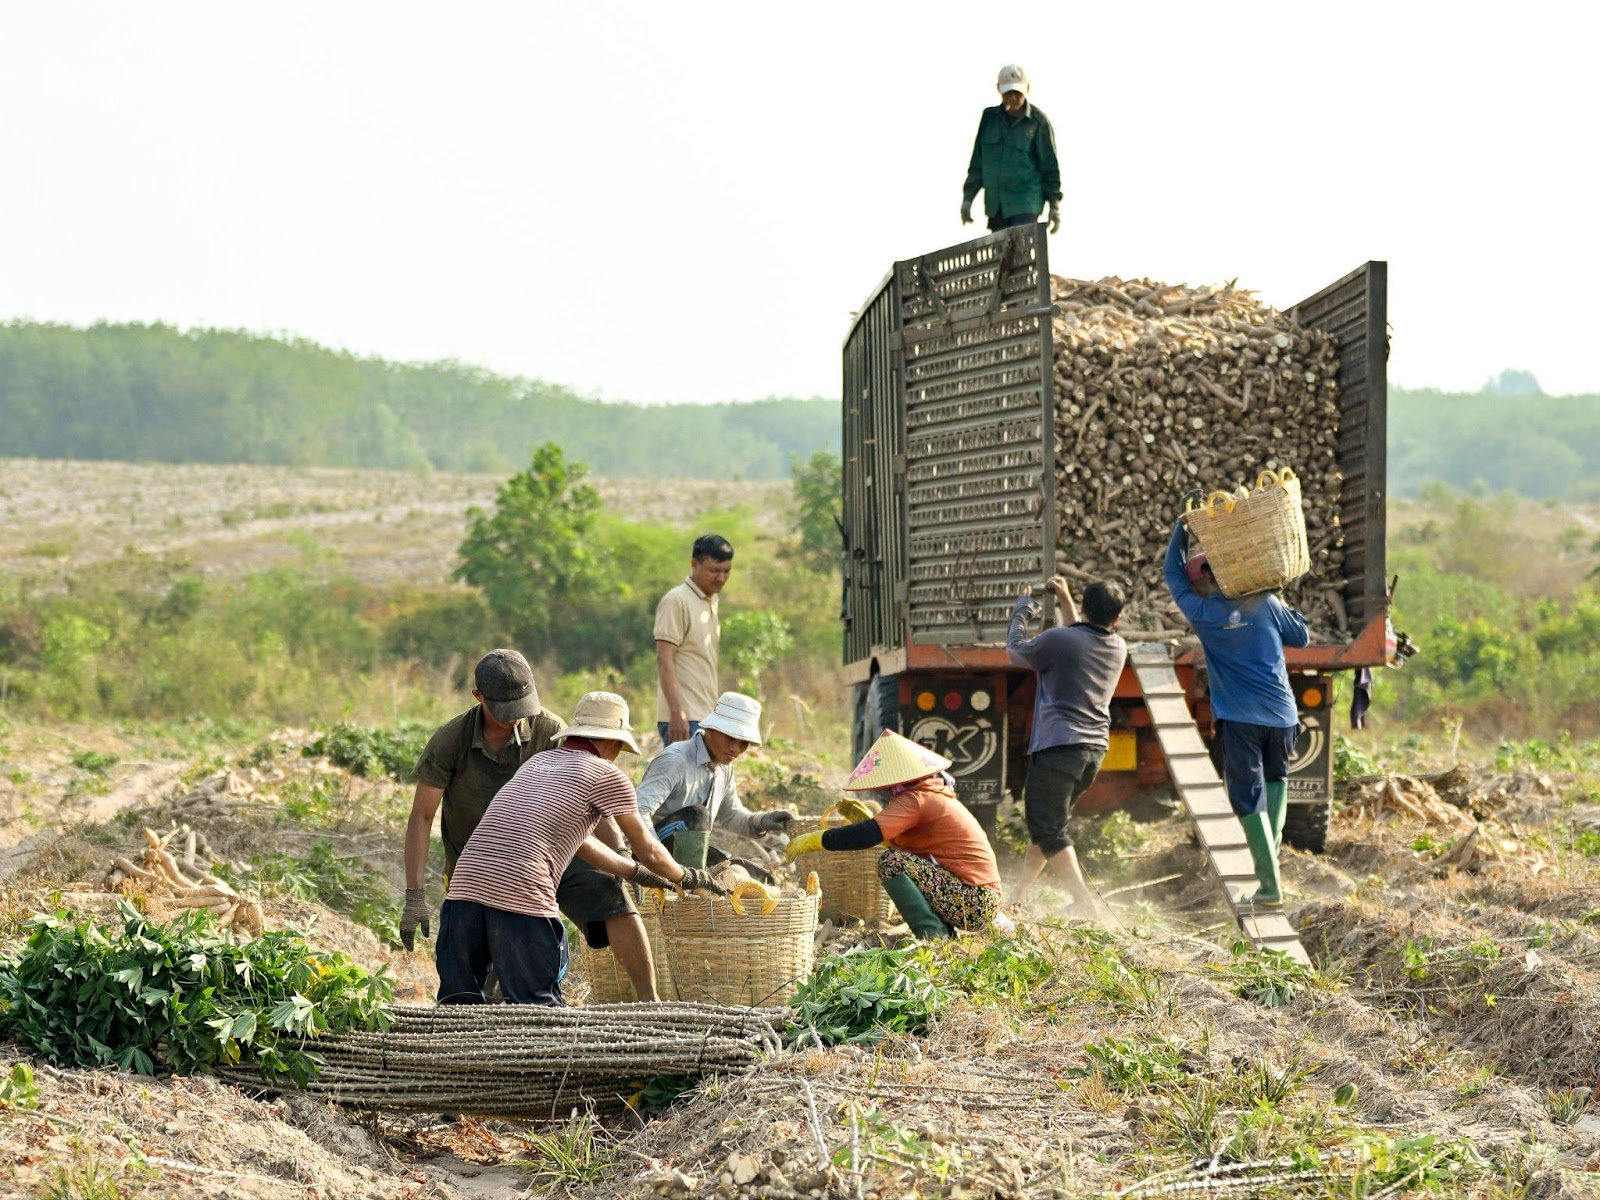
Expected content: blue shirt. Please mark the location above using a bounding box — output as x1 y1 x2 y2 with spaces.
1007 602 1127 754
1162 522 1309 728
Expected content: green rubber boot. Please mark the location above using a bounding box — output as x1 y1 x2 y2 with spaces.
668 830 710 871
882 872 954 940
1265 781 1288 854
1239 812 1283 908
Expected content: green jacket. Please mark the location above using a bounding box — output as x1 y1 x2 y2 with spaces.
963 102 1062 219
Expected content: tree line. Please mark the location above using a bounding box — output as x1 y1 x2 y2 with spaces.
0 320 837 479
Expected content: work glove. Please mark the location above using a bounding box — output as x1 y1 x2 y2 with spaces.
630 864 678 891
833 797 879 824
1047 201 1061 235
960 200 974 225
753 809 794 835
678 866 731 897
783 829 825 862
399 888 430 951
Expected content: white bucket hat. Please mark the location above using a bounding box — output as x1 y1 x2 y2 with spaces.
550 691 640 755
700 692 763 746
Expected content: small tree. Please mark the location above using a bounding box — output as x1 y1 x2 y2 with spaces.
455 444 614 658
791 450 842 574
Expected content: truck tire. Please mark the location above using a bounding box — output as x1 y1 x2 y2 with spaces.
852 674 900 762
1282 801 1329 855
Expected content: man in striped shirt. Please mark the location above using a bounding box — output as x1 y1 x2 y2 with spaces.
437 692 725 1005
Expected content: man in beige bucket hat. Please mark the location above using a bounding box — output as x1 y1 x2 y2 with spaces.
437 691 726 1005
636 692 793 870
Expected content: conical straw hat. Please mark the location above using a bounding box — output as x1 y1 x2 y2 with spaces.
844 729 952 791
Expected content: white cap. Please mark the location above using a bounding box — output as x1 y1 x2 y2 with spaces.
996 64 1030 95
700 692 763 746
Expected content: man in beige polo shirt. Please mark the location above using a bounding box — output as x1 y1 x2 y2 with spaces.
654 533 732 744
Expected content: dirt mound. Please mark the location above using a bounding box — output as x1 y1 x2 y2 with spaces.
1300 895 1600 1090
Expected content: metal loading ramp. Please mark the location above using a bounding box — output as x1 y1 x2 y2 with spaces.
1129 645 1309 963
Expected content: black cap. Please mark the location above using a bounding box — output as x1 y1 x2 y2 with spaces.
473 649 542 724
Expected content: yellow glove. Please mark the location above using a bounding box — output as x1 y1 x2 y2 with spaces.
833 797 878 825
783 829 825 862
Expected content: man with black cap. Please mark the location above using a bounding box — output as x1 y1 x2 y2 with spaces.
400 649 661 1000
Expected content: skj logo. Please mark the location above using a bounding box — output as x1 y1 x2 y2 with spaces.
908 716 998 777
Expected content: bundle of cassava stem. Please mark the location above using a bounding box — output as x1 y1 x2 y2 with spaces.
1048 275 1347 637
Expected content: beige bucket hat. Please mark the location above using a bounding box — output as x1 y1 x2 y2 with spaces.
550 691 640 755
844 729 953 792
700 692 763 745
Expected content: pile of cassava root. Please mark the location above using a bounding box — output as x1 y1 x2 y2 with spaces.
96 824 266 936
1048 275 1348 636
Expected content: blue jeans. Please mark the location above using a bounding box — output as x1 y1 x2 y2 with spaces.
1214 720 1299 818
435 899 568 1006
657 720 700 745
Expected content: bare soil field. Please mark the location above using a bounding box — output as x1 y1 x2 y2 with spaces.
2 722 1598 1199
0 458 788 587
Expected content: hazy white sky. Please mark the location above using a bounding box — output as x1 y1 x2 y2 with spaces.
1 2 1595 403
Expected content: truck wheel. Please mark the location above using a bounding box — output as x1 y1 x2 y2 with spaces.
1282 801 1329 855
852 674 900 762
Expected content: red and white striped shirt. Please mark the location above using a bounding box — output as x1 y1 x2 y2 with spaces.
446 748 637 917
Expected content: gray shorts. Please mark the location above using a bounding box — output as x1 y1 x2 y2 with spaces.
556 856 637 949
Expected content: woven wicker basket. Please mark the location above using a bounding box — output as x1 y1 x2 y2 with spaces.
1182 468 1310 598
790 805 895 925
647 888 819 1007
579 904 673 1004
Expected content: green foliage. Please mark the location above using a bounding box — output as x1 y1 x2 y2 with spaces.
517 1111 618 1193
456 444 615 661
235 840 403 946
791 450 842 573
1073 810 1152 871
1213 940 1324 1008
0 1061 39 1109
789 936 1056 1047
1333 735 1377 780
70 749 121 776
305 721 430 781
789 946 951 1047
0 902 392 1085
721 609 794 697
1083 1037 1188 1091
0 320 836 478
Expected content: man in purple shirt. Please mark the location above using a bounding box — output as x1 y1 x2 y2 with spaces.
1007 576 1128 911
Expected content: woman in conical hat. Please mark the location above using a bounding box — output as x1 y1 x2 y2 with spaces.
785 729 1003 938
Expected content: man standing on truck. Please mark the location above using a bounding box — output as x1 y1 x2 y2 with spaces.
655 534 733 746
961 65 1062 235
400 649 662 1001
1006 576 1128 913
1162 521 1309 908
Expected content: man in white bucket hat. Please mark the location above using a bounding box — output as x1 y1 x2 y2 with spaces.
437 691 726 1005
635 691 794 870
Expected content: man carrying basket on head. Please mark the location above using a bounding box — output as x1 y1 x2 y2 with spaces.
784 729 1003 939
1163 519 1309 908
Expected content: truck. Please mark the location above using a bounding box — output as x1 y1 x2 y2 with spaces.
840 224 1401 859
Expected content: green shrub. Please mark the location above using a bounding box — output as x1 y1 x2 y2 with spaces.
305 721 431 781
789 946 951 1047
234 839 403 945
383 590 496 666
0 903 392 1084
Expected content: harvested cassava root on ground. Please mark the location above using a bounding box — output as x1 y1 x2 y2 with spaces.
97 825 265 937
224 1002 788 1116
1049 275 1346 636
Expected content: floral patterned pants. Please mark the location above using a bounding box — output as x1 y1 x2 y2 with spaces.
877 849 1000 931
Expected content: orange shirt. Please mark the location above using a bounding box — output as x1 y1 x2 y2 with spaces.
874 780 1001 891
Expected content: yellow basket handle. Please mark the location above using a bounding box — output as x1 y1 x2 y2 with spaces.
1255 469 1281 490
1205 490 1236 515
805 871 821 896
